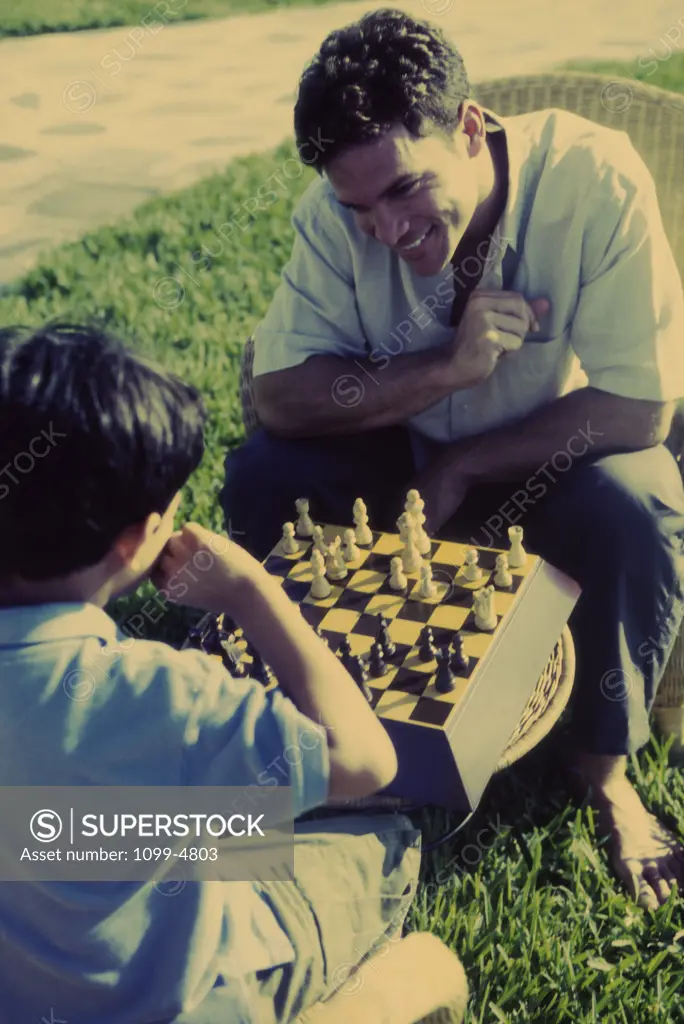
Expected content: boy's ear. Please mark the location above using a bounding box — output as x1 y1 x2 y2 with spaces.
113 513 163 570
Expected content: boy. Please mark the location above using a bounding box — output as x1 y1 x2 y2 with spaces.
0 322 421 1023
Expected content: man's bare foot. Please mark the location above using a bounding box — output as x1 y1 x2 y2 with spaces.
572 752 684 910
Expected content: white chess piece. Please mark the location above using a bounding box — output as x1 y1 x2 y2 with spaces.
407 498 431 556
389 556 408 591
310 549 332 599
280 522 299 555
463 549 482 581
473 585 497 630
396 512 411 543
493 552 513 588
326 536 348 580
312 525 328 557
419 564 436 599
295 497 315 537
342 528 361 562
404 489 422 515
508 525 527 568
353 497 373 546
401 525 423 573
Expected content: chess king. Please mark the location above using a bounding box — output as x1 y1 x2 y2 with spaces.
222 10 684 908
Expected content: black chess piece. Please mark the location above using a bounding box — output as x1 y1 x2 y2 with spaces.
376 615 396 658
221 632 246 677
434 645 457 693
203 621 225 656
349 654 373 702
368 641 388 677
338 636 354 669
186 625 204 649
247 642 272 685
449 633 469 673
418 626 437 663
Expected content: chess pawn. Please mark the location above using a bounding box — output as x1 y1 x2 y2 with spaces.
418 625 437 663
402 526 423 574
449 633 469 673
508 525 527 568
310 549 332 599
312 524 328 557
280 522 299 555
368 641 388 677
493 552 513 588
463 548 482 582
295 497 315 537
353 497 373 546
327 536 348 580
389 555 408 591
473 585 497 631
419 564 436 599
342 528 361 563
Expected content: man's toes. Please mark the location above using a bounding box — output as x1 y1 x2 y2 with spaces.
641 863 673 907
633 872 662 911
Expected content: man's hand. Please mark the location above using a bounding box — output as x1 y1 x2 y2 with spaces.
449 291 550 390
151 522 273 615
411 457 473 535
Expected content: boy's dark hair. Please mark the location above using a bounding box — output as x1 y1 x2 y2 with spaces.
0 322 205 581
294 8 470 174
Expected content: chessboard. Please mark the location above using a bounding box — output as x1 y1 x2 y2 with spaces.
185 521 580 810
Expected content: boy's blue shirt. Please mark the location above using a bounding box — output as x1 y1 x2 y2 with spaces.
0 602 330 1021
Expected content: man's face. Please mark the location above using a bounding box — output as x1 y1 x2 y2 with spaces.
326 112 487 276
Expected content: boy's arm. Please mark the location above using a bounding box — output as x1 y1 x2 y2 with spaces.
155 524 398 800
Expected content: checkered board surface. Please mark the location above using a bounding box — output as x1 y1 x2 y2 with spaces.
207 524 539 733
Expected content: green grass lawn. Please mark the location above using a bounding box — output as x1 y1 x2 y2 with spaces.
0 0 337 38
2 56 684 1023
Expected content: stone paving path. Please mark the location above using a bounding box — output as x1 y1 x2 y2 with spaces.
1 0 682 283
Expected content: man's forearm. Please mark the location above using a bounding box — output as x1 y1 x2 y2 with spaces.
441 388 673 484
254 345 461 438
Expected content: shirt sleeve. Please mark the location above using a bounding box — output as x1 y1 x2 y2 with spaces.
569 145 684 402
175 648 330 819
252 183 369 377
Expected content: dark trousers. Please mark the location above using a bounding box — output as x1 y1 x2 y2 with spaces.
220 426 684 757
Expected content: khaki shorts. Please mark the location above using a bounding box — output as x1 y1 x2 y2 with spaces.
171 813 421 1024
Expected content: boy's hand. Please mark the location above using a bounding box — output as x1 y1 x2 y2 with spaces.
151 522 272 615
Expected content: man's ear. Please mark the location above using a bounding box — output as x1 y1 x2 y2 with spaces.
459 102 487 154
113 513 163 571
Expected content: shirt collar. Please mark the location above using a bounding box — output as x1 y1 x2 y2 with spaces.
0 602 118 648
483 110 526 256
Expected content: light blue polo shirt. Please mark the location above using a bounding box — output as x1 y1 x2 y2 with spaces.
0 602 329 1021
253 109 684 440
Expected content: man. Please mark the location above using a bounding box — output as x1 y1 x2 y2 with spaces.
222 9 684 909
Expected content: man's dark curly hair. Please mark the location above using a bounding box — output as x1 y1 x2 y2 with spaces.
294 8 471 174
